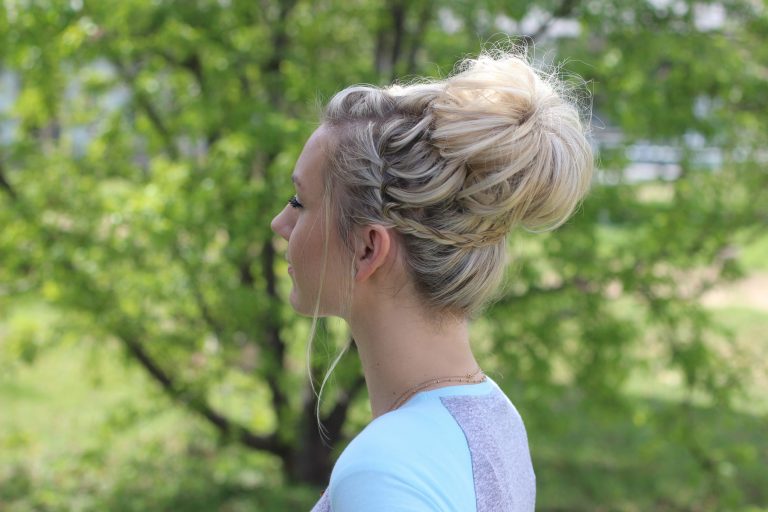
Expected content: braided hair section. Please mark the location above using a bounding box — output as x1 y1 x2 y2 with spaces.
322 52 593 318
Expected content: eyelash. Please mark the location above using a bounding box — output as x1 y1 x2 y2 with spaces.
288 195 303 209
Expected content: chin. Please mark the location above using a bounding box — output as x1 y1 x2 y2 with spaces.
288 292 310 316
289 291 320 317
290 299 341 319
288 285 347 319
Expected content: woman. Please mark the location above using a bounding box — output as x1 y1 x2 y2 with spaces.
271 51 593 512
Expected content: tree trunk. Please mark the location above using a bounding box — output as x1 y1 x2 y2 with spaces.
284 387 335 485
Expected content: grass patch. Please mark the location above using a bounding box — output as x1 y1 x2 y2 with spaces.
528 389 768 512
2 224 766 511
0 341 320 512
2 333 767 511
738 230 768 271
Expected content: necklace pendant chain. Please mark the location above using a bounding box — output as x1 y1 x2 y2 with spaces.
387 367 485 413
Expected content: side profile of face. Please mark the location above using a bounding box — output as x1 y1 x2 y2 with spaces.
270 126 352 317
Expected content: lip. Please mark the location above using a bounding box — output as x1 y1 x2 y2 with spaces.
287 265 294 275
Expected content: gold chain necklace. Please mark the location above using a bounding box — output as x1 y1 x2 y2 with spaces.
317 367 486 499
386 367 486 413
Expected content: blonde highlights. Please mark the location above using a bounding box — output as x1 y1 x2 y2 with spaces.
306 50 593 437
322 51 593 318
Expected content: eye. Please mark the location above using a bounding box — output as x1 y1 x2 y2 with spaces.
288 194 303 209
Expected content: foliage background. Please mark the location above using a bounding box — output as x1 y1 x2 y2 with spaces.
1 0 766 511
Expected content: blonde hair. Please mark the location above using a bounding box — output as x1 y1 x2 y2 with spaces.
309 50 593 438
325 52 592 315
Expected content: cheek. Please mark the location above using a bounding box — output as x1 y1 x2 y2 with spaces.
288 223 318 268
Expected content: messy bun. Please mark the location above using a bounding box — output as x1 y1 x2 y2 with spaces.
322 52 593 318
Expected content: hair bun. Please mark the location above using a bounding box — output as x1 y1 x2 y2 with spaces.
320 51 594 317
430 54 593 233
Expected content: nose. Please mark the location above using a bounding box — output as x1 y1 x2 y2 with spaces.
271 205 292 241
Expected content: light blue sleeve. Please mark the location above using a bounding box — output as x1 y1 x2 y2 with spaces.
325 398 477 512
330 467 441 512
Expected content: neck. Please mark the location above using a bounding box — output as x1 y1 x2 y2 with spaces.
348 297 480 420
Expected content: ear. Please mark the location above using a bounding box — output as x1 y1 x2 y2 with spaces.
352 224 393 282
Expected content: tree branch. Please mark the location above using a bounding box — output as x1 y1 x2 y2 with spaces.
389 1 406 82
170 237 229 343
264 0 298 104
374 0 407 80
155 49 205 94
322 370 367 444
110 57 180 160
117 326 288 457
404 1 434 75
0 158 18 201
51 249 289 458
261 238 289 422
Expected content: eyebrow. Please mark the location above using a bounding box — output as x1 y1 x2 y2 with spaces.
291 174 301 188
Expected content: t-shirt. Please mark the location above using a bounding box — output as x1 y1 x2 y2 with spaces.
309 376 536 512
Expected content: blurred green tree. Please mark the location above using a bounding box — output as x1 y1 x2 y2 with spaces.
0 1 765 506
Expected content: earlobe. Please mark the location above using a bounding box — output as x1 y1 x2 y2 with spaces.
353 225 392 282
